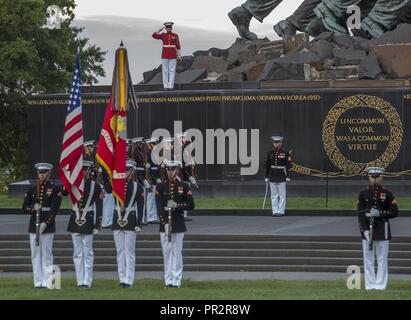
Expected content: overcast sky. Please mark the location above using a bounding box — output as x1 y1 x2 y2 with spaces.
74 0 305 33
71 0 306 83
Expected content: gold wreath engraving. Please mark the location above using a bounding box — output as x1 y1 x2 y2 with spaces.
322 94 403 175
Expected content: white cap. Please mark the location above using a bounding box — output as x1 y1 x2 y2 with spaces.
84 140 95 148
366 167 385 177
131 137 145 144
271 136 284 142
126 160 137 169
163 137 175 144
145 137 159 144
164 160 182 168
83 160 94 168
35 163 53 172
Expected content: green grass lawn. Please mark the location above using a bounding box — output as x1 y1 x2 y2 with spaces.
2 195 411 210
0 278 411 300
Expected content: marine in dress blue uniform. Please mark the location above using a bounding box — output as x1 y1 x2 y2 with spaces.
264 136 292 216
358 167 398 290
23 163 62 288
105 160 144 288
66 160 104 288
155 160 194 288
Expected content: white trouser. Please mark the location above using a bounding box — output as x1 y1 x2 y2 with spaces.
29 233 54 288
162 59 177 89
113 230 136 286
146 186 158 222
102 193 114 227
160 232 184 287
362 240 389 290
71 233 94 287
270 182 287 214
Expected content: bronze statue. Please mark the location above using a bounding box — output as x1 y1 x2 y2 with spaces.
228 0 284 40
311 0 409 38
229 0 411 40
227 0 329 40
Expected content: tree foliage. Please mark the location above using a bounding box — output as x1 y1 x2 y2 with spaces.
0 0 106 189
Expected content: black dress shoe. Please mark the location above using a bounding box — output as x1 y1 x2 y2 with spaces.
165 284 173 288
184 217 192 222
119 283 125 288
172 285 180 288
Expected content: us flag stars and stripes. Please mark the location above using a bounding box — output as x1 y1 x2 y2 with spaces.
58 52 85 204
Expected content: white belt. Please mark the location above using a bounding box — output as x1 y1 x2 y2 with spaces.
163 45 176 48
151 167 158 171
41 207 51 212
135 168 144 171
116 182 138 226
271 166 285 169
73 181 95 226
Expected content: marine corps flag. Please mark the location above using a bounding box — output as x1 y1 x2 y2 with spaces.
96 42 137 207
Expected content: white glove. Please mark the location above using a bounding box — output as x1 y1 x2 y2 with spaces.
177 50 182 61
143 179 151 189
265 178 269 183
156 178 162 184
39 222 47 234
157 27 164 33
145 163 151 169
363 230 370 242
167 199 178 209
370 208 380 217
286 178 291 182
135 226 142 232
164 223 170 234
189 176 197 185
93 228 100 235
34 203 41 211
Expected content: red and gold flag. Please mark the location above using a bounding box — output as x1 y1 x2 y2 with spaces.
96 42 137 207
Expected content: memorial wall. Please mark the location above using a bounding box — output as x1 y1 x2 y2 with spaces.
27 87 411 180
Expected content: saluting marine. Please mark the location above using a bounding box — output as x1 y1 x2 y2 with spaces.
156 160 194 288
357 167 398 290
264 136 292 216
152 22 182 90
66 160 104 288
23 163 62 289
105 160 144 288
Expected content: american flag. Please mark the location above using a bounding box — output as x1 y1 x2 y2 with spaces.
58 52 84 204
